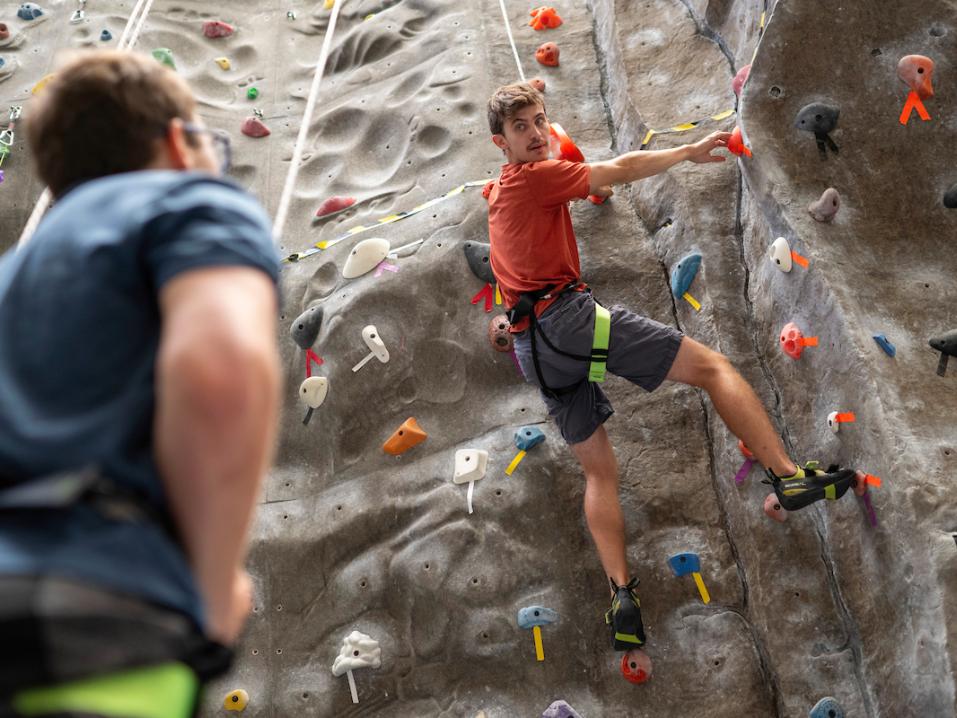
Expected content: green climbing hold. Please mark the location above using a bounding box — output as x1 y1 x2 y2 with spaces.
246 87 259 100
151 48 176 70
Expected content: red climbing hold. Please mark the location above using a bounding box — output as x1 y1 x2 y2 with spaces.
529 77 546 93
732 64 751 97
727 126 752 157
315 196 356 218
241 115 270 138
897 54 934 100
620 650 652 684
535 42 560 67
0 23 9 41
203 20 235 39
779 322 817 360
738 439 755 461
529 6 563 30
548 123 584 163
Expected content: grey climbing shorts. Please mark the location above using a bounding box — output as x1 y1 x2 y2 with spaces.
513 291 684 444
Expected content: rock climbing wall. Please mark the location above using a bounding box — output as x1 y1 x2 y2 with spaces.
2 1 956 716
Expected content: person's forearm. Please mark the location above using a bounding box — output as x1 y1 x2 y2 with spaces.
154 344 280 636
615 144 692 183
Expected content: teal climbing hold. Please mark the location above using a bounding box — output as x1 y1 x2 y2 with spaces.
809 697 844 718
514 426 545 451
517 605 558 629
670 252 701 299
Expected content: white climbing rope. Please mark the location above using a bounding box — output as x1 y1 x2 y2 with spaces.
497 0 527 82
272 0 347 245
16 0 157 248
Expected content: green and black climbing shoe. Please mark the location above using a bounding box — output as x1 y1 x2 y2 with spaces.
764 461 857 511
604 577 646 650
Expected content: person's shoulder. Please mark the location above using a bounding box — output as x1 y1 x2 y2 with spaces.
154 173 270 227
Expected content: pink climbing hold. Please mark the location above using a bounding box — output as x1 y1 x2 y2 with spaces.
764 493 787 522
779 322 817 360
0 23 9 41
529 77 546 93
897 54 934 100
315 196 356 218
241 115 270 138
732 64 751 97
203 20 235 39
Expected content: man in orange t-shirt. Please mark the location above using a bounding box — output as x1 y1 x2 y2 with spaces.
483 83 865 654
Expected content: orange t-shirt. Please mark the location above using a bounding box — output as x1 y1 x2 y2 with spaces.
484 159 591 332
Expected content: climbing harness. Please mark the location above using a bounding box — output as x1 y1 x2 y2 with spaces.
0 105 21 171
506 282 610 399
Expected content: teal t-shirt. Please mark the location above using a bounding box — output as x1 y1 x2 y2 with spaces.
0 170 280 631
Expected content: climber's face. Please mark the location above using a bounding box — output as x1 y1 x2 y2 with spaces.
492 103 550 164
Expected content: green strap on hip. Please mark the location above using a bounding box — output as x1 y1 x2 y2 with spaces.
13 662 198 718
588 303 611 383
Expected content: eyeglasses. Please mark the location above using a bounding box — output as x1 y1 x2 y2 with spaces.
181 121 232 175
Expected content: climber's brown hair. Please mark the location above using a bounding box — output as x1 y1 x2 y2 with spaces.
26 50 197 197
487 82 547 136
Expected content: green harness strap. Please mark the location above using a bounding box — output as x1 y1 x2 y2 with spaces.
12 662 198 718
588 303 611 383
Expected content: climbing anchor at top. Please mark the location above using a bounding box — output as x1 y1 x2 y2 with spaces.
795 102 839 160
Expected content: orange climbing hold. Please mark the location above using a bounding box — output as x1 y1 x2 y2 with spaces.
897 55 934 100
727 126 752 157
535 42 560 67
529 6 563 30
383 417 428 456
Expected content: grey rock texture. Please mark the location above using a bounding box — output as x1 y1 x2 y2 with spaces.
1 1 955 716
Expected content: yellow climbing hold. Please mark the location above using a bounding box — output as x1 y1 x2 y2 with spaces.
223 689 248 711
31 74 56 95
324 0 335 8
215 57 231 70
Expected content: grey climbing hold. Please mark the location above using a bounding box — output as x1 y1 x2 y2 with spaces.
290 305 324 351
808 187 840 222
795 102 839 160
517 605 558 629
463 241 495 284
944 183 957 209
542 700 582 718
515 426 545 451
100 29 112 41
929 328 957 377
18 4 44 20
809 696 845 718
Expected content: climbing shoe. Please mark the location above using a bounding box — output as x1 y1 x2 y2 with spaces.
604 577 646 650
763 461 858 511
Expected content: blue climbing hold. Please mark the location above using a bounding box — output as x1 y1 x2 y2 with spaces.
542 700 582 718
670 252 702 299
514 426 545 451
517 605 558 629
668 552 701 576
18 3 44 20
100 29 112 41
809 696 845 718
0 58 5 68
872 333 896 358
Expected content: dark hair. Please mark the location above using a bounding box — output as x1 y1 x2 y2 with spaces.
26 50 197 197
487 82 546 135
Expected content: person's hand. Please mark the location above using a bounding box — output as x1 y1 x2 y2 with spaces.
592 185 615 199
205 568 253 646
686 131 732 163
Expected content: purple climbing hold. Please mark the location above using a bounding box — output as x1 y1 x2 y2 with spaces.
807 187 840 222
542 700 582 718
0 169 5 184
17 3 44 21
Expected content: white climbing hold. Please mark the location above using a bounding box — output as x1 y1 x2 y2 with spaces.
299 376 328 409
768 237 792 273
343 237 390 279
351 325 389 372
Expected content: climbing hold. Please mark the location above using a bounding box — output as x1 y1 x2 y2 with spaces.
246 87 259 100
794 102 839 160
929 328 957 377
215 57 231 71
667 552 710 604
290 305 323 351
69 7 84 24
733 439 755 485
463 240 495 284
383 417 427 456
764 493 787 522
780 322 818 360
738 440 755 462
732 64 750 97
872 333 896 357
151 48 176 70
31 74 56 95
529 7 563 30
453 449 488 514
286 11 296 20
99 29 111 41
17 4 44 21
529 77 546 93
352 325 389 372
727 126 752 157
315 195 356 219
620 649 652 684
768 237 808 272
343 237 390 279
515 426 545 452
223 689 249 711
324 0 335 8
809 697 845 718
488 314 513 353
535 42 560 67
807 187 840 222
0 24 8 41
548 122 584 163
943 184 957 209
202 20 235 39
518 605 557 661
299 375 328 414
541 701 582 718
331 631 381 705
240 114 269 138
827 411 856 434
670 252 702 310
897 55 934 100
